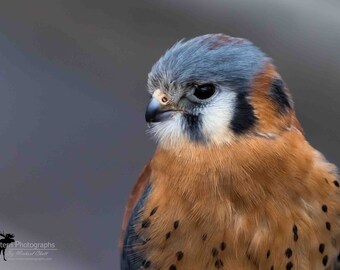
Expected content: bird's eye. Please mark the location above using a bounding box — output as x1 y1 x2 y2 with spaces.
193 84 216 100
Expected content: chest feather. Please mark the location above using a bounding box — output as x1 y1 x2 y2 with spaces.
132 132 340 270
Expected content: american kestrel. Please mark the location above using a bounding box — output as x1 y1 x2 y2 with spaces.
120 34 340 270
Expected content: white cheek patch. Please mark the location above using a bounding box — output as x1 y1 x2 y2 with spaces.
201 91 236 145
147 113 187 148
147 91 236 147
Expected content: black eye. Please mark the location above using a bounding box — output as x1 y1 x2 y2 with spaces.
193 84 216 100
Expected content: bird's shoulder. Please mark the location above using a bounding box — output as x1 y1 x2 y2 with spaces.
120 164 151 252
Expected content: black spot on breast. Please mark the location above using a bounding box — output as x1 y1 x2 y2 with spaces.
319 243 325 254
183 114 204 142
176 251 184 261
142 237 151 245
322 205 328 213
293 225 298 241
166 232 171 240
143 260 151 268
220 242 226 251
215 259 224 269
337 252 340 261
322 255 328 266
202 234 207 241
230 91 257 134
142 219 151 228
169 264 177 270
286 261 293 270
267 250 271 258
150 207 159 216
212 248 219 257
326 222 331 231
333 180 339 187
285 248 292 258
174 220 179 230
271 266 274 270
269 79 292 114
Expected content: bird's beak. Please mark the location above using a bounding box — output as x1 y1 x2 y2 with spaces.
145 90 176 123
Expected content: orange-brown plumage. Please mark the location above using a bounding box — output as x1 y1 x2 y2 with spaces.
123 131 339 269
250 63 302 134
120 34 340 270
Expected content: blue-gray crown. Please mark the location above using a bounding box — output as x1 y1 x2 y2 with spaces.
148 34 270 93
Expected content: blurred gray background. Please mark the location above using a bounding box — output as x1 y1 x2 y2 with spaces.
0 0 339 269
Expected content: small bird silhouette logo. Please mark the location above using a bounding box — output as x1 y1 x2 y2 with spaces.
0 231 15 261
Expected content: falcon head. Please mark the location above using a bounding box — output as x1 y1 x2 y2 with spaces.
146 34 298 148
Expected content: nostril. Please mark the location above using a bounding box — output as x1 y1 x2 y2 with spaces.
153 89 170 105
161 97 168 103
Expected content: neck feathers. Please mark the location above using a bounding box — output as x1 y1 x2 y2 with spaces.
150 130 316 211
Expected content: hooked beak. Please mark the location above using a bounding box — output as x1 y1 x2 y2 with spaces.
145 98 176 123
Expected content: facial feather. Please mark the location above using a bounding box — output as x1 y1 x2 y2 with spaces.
201 91 236 145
